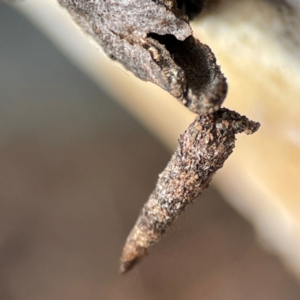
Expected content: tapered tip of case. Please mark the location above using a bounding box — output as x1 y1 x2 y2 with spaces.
119 246 148 274
119 261 134 275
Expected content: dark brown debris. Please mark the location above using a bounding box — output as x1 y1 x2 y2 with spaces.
176 0 207 19
120 108 260 273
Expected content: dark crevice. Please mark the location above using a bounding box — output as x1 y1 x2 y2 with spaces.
176 0 206 19
147 32 211 105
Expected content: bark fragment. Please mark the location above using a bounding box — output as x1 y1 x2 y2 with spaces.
58 0 227 114
120 108 260 273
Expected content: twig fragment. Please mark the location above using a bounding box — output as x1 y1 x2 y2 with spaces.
120 108 260 273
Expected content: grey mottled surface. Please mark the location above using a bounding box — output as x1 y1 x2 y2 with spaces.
57 0 227 114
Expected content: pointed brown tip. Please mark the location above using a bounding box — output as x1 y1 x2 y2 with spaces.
119 260 134 275
119 246 148 275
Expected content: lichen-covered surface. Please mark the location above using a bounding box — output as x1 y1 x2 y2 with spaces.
120 109 259 272
58 0 227 114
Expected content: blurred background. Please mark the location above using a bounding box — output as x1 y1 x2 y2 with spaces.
1 1 300 300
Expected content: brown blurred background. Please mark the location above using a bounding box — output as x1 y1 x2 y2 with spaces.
1 4 300 300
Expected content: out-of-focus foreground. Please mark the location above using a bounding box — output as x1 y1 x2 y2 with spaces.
1 2 300 300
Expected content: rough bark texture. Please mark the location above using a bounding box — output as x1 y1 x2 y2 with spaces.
56 0 261 273
58 0 227 114
120 108 260 273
